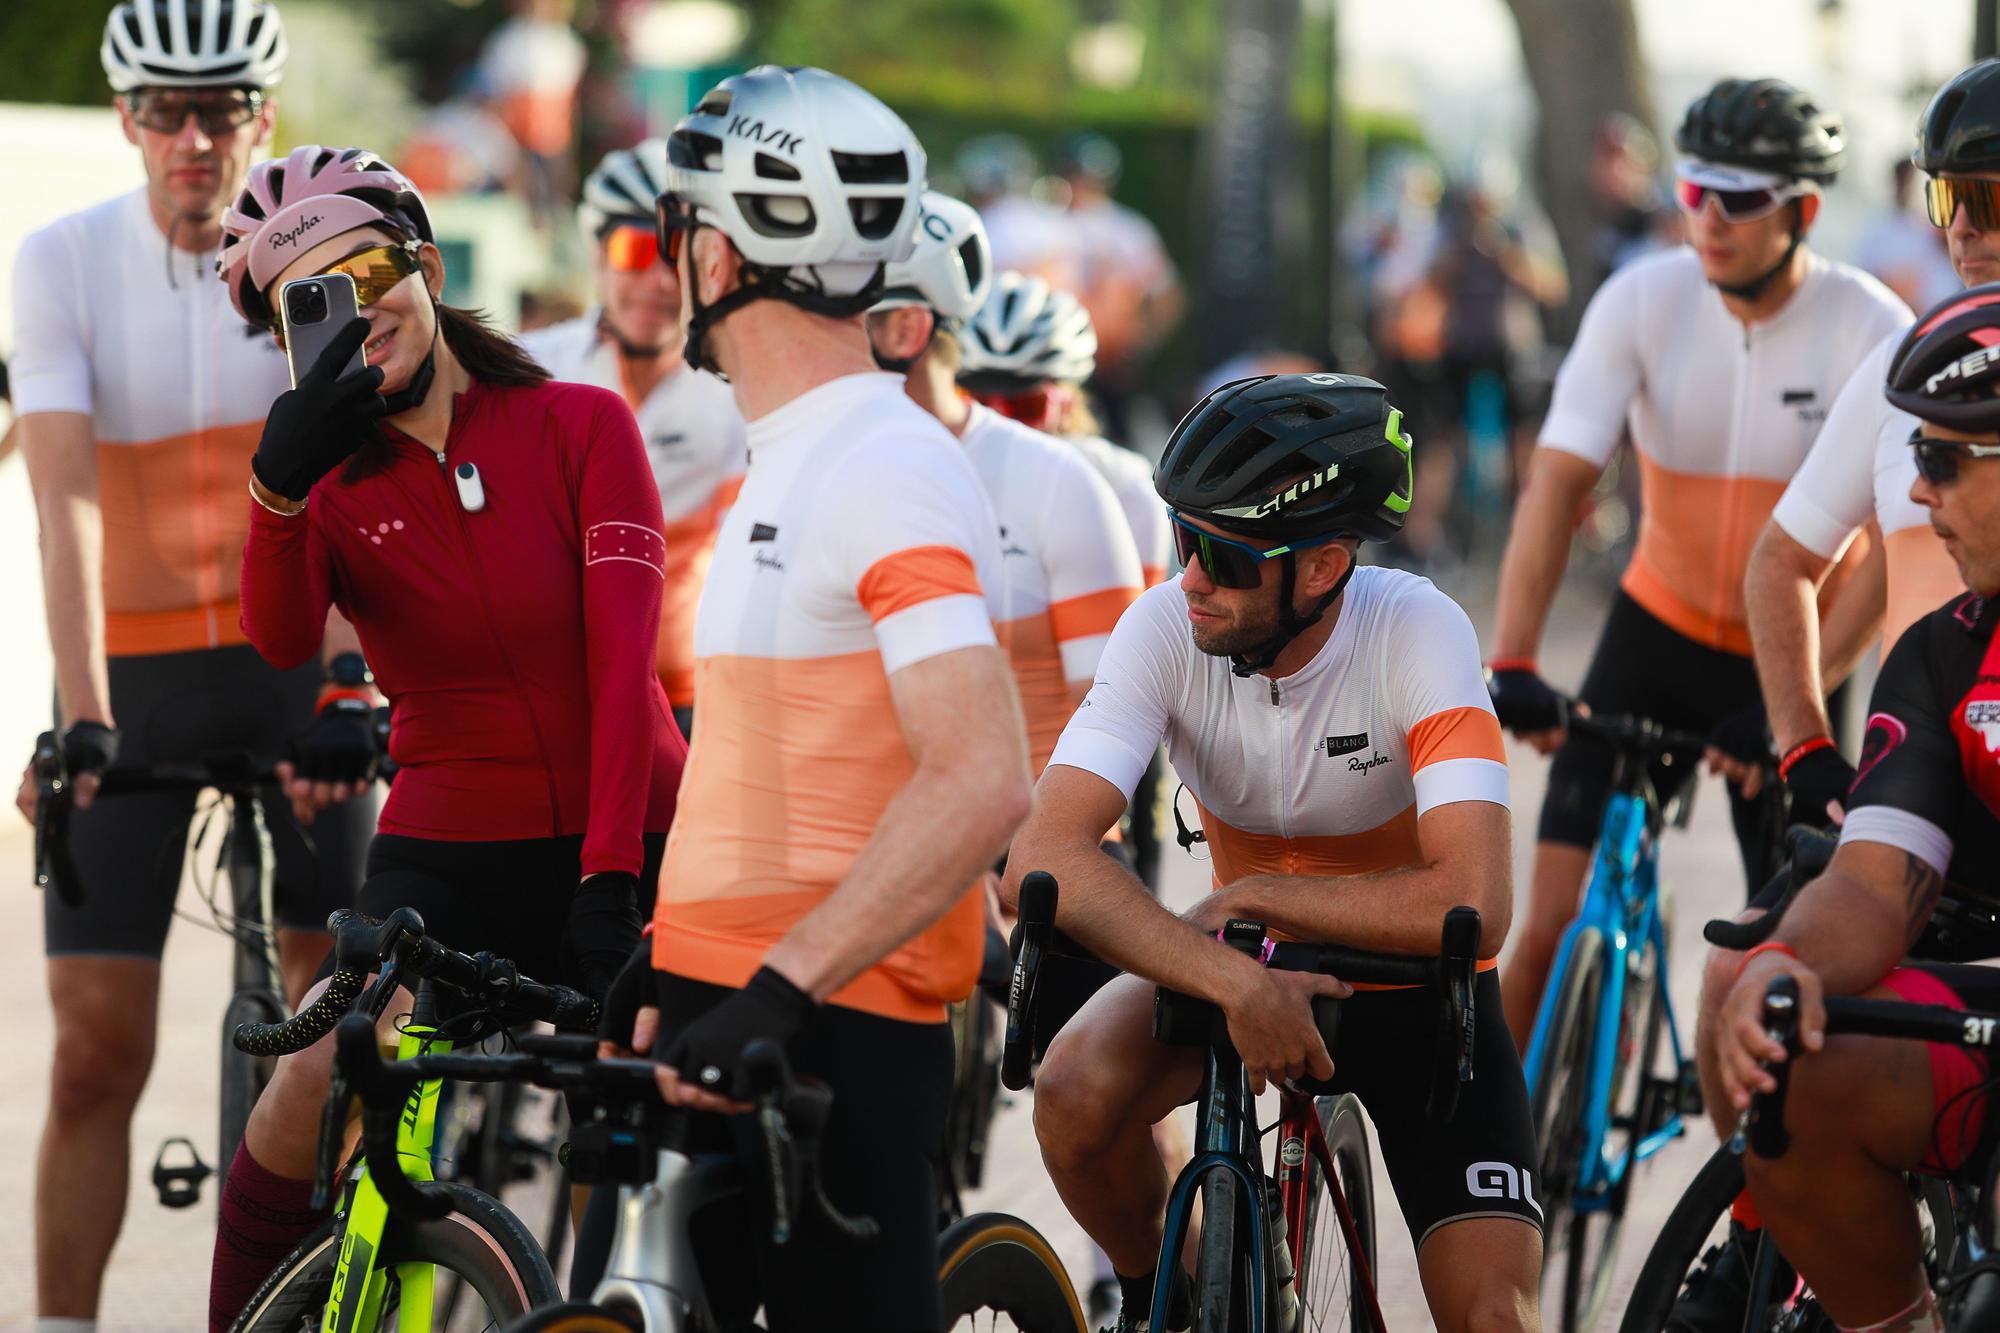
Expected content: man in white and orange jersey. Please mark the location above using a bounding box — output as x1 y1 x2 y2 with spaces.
602 68 1030 1332
519 138 745 739
1487 78 1910 1052
1742 62 2000 826
1009 374 1537 1333
866 191 1142 774
9 2 374 1326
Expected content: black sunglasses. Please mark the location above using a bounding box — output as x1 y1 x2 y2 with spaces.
1910 428 2000 486
1169 512 1344 589
656 193 698 267
127 88 263 136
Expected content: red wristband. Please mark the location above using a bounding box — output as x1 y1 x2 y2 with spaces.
1485 657 1539 674
1732 941 1800 984
1777 736 1835 782
316 686 374 711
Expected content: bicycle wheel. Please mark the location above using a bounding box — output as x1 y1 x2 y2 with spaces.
1192 1171 1254 1333
938 1211 1087 1332
218 986 285 1173
499 1303 640 1332
1530 926 1606 1332
1295 1094 1376 1331
435 1072 573 1325
228 1181 560 1333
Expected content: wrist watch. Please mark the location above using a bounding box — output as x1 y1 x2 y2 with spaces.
328 652 372 689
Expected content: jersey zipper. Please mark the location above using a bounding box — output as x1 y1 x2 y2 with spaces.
1268 675 1292 849
429 442 567 834
1722 324 1755 644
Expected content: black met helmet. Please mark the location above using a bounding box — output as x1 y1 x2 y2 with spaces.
1676 78 1844 185
1157 372 1412 545
1886 283 2000 432
1916 60 2000 177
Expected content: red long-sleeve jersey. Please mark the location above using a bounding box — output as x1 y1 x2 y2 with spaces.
241 378 684 877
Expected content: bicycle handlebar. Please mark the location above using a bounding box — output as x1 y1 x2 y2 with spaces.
1565 709 1711 757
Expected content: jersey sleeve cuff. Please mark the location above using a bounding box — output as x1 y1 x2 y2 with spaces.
1839 805 1954 876
1056 633 1113 683
874 593 997 674
1412 758 1511 816
1046 729 1150 799
1770 491 1857 562
9 369 93 417
1537 414 1618 468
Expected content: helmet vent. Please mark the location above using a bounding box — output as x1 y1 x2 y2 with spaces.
850 196 904 240
956 238 984 294
739 193 815 238
755 152 801 181
695 90 732 117
832 150 909 185
1933 91 1969 152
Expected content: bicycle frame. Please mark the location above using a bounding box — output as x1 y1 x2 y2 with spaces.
1522 769 1690 1213
586 1146 747 1332
1150 1044 1388 1333
321 1015 451 1332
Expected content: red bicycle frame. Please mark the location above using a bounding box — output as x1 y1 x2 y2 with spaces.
1276 1087 1387 1332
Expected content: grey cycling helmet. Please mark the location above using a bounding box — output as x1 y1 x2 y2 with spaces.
875 191 991 325
102 0 288 92
957 271 1097 394
580 138 670 240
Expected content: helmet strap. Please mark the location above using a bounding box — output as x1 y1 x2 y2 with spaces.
1227 551 1356 678
682 231 890 376
1716 214 1805 302
380 286 442 416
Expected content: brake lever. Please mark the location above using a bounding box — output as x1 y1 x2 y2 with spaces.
1734 975 1801 1159
32 731 84 907
742 1040 802 1244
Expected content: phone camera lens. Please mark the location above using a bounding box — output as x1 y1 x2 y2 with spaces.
286 281 329 326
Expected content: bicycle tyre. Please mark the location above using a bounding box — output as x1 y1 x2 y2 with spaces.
227 1180 560 1333
1530 926 1603 1333
938 1211 1088 1332
1192 1170 1253 1333
218 987 285 1175
500 1302 641 1332
1296 1093 1376 1330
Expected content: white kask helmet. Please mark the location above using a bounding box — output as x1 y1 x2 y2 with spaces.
874 191 991 326
664 65 925 304
958 271 1098 393
579 138 672 241
102 0 288 93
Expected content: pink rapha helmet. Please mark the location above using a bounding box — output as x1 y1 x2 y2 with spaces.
217 144 434 326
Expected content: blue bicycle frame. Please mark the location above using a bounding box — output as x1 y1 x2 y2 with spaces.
1522 781 1692 1213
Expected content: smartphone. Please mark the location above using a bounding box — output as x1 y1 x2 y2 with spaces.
279 271 366 389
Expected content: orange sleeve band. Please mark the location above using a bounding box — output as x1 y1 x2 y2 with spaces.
1407 705 1506 770
1049 585 1140 643
856 545 982 624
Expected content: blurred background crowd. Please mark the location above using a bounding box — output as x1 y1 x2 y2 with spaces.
0 0 1990 577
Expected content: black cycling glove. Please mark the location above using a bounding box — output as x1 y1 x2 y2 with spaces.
1782 745 1857 825
596 938 657 1049
564 872 642 1003
60 720 120 776
663 966 816 1099
1486 666 1567 734
285 697 379 785
252 317 386 502
1705 700 1773 767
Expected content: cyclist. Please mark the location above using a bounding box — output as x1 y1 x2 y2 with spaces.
1741 61 2000 827
1488 77 1911 1052
203 143 685 1329
1009 373 1539 1333
1703 285 2000 1333
518 138 746 739
867 190 1143 773
7 4 372 1326
603 68 1031 1332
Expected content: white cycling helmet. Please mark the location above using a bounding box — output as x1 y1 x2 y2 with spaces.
665 66 924 304
579 138 671 241
958 271 1098 393
874 191 991 326
102 0 288 93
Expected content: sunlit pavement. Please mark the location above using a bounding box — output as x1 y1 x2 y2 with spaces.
0 569 1744 1330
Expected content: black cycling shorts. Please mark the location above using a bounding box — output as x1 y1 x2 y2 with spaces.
648 970 954 1333
1538 591 1778 886
46 645 374 958
316 831 667 996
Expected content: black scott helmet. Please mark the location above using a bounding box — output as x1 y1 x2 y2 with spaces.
1157 373 1412 545
1676 78 1844 184
1886 283 2000 432
1916 61 2000 176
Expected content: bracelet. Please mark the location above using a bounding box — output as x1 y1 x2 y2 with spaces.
315 686 375 712
1732 940 1800 983
1778 736 1836 782
1485 657 1539 673
248 474 307 517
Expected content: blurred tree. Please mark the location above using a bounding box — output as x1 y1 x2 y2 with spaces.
2 0 117 107
1499 0 1652 334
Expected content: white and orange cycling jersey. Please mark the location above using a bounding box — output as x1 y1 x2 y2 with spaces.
1067 432 1172 585
10 188 293 656
518 312 748 710
1542 247 1910 655
1050 567 1508 894
961 402 1142 772
653 373 1006 1022
1768 328 1963 648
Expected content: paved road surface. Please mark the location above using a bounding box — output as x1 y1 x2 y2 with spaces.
0 571 1746 1330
